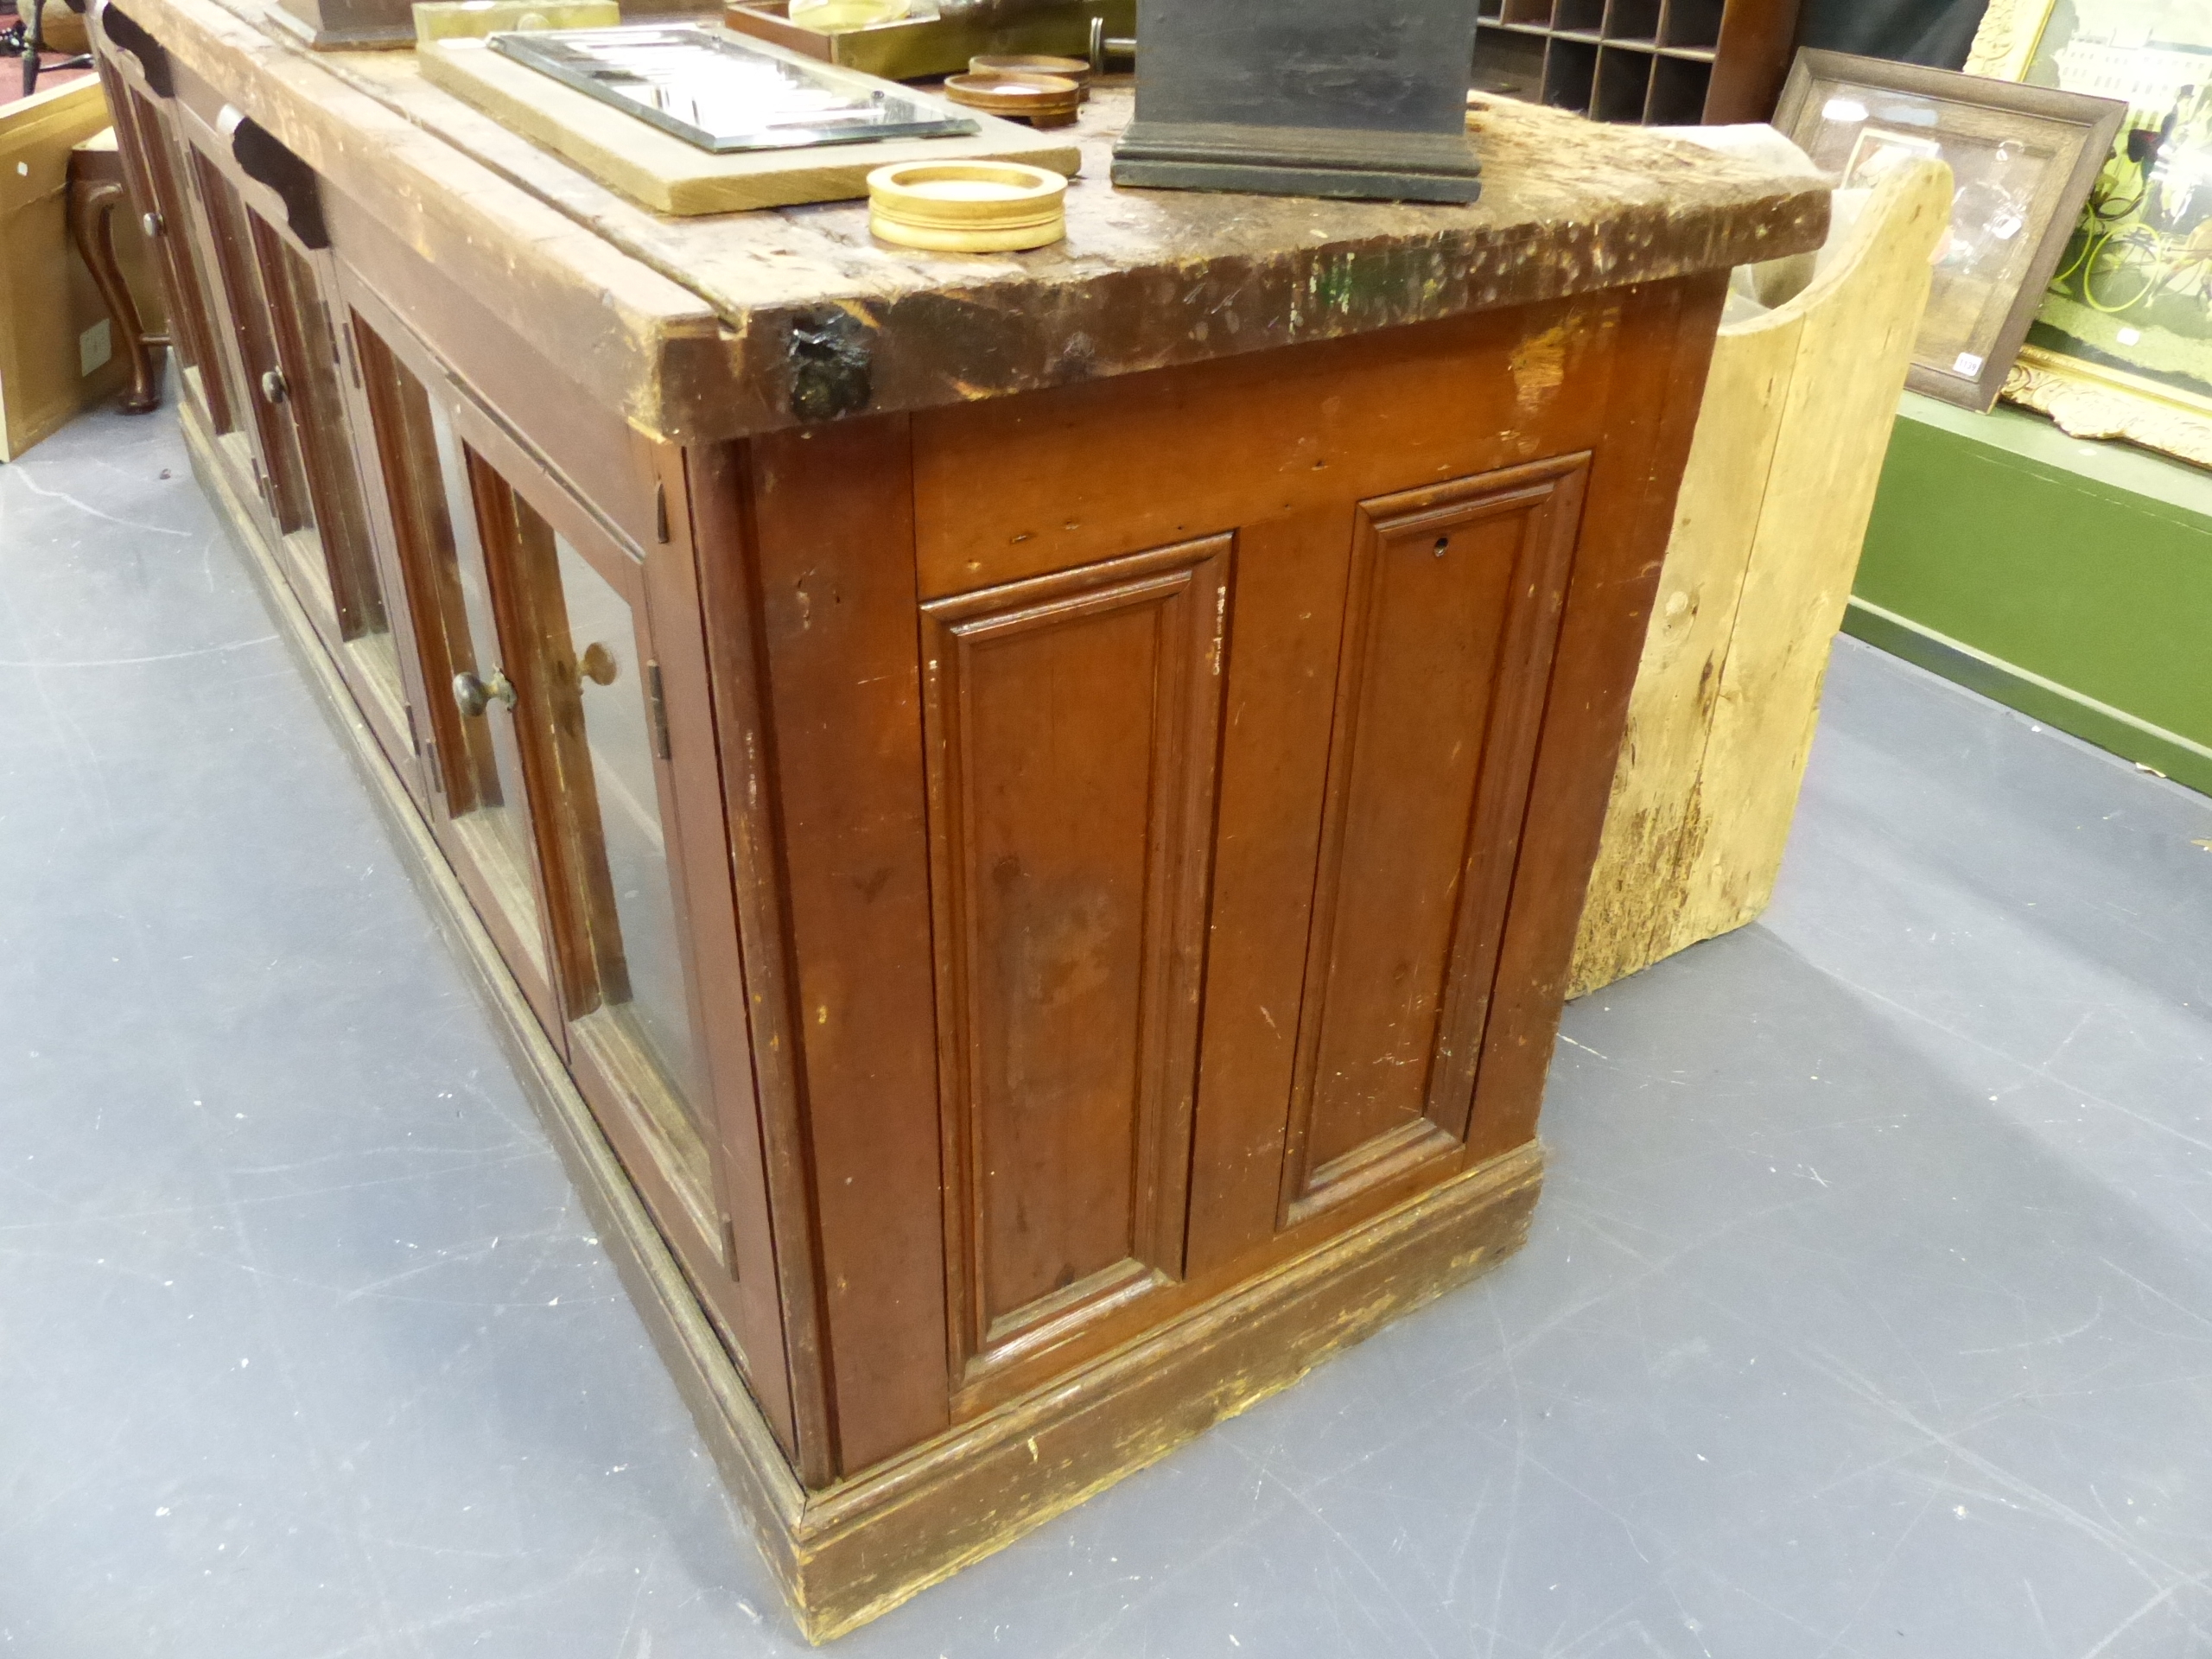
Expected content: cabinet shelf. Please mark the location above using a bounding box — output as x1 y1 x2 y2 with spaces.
1472 0 1797 125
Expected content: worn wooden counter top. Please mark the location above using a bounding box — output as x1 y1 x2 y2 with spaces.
115 0 1828 441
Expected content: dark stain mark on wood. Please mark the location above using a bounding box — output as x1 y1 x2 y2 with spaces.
789 308 874 423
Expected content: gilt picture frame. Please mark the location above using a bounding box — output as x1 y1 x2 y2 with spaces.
1969 0 2212 468
1773 50 2126 411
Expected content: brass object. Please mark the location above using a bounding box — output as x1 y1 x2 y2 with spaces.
579 641 620 685
452 667 518 715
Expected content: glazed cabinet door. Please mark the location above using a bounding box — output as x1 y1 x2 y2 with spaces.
97 0 786 1458
346 319 563 1029
135 94 417 784
93 50 236 441
339 302 773 1384
89 17 246 455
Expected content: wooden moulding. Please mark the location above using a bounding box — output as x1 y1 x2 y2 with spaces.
184 391 1548 1643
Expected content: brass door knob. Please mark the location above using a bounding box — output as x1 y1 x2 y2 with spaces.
452 668 517 716
142 210 164 239
578 642 620 686
260 368 289 405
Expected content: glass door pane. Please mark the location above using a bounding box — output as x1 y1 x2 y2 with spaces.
247 226 409 740
188 151 314 534
349 312 554 1012
116 88 232 435
458 461 709 1147
256 230 382 636
551 531 704 1122
426 403 551 984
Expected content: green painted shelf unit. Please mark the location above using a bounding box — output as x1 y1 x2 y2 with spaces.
1850 392 2212 798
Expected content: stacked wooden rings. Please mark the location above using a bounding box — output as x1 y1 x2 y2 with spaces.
942 53 1091 129
867 161 1069 252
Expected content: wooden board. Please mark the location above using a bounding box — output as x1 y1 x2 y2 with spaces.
1569 159 1953 998
416 36 1079 216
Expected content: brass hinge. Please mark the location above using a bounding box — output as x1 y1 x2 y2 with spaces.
423 736 443 792
403 701 421 757
646 661 671 761
653 479 671 544
720 1215 739 1270
339 317 361 389
249 456 268 502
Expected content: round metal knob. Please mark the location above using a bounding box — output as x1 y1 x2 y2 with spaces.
578 642 620 686
259 368 289 405
452 668 517 716
141 210 164 240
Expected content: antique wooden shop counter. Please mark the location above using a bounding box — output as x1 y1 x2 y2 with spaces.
88 0 1826 1634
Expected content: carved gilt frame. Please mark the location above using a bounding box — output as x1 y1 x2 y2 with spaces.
1967 0 2212 469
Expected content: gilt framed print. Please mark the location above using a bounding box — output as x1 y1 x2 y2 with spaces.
1774 49 2126 410
1970 0 2212 468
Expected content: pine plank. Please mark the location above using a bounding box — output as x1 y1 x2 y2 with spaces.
1570 157 1952 997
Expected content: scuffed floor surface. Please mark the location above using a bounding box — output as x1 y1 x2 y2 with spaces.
5 399 2212 1659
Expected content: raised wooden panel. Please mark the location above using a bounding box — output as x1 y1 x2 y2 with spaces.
921 537 1231 1394
1280 456 1587 1224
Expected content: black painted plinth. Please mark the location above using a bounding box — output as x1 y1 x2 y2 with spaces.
1111 0 1484 203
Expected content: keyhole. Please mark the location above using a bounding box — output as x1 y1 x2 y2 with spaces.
1433 536 1451 556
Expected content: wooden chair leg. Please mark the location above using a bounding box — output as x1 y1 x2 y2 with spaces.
67 178 166 415
20 0 41 100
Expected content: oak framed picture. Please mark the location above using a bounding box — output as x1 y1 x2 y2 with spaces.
1773 49 2126 410
1970 0 2212 467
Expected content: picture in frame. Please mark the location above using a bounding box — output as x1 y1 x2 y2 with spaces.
1774 49 2126 410
1969 0 2212 469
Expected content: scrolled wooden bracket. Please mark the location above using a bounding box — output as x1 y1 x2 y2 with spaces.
96 0 174 96
786 309 873 423
231 116 329 250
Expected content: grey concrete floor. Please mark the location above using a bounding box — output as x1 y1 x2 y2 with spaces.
5 399 2212 1659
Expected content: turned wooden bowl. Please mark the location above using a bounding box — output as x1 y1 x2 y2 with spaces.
941 70 1084 129
867 159 1069 252
969 52 1093 91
